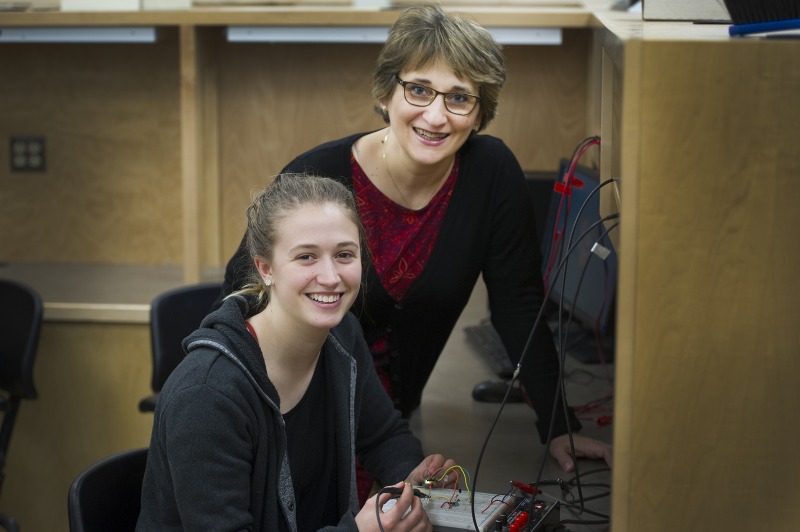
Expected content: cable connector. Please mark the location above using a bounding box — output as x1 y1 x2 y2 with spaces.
596 414 613 426
557 478 571 498
511 481 541 495
381 486 429 499
590 242 611 261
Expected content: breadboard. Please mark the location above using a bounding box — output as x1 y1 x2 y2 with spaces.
421 489 517 532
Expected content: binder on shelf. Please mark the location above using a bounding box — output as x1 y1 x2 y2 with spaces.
61 0 140 10
642 0 731 22
143 0 190 8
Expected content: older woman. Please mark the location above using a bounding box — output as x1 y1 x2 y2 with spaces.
220 4 612 503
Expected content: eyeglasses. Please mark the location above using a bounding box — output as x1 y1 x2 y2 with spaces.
396 76 480 116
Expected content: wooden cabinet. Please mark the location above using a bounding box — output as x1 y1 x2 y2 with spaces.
595 11 800 531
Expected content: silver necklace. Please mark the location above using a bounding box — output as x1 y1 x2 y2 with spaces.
381 130 447 210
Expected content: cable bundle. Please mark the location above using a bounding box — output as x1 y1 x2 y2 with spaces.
722 0 800 36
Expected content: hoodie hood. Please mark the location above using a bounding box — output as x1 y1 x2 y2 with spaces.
182 294 280 409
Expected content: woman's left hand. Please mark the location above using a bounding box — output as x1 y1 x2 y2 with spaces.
548 433 612 473
404 454 458 488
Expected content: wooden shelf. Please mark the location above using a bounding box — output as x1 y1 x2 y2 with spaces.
0 6 593 27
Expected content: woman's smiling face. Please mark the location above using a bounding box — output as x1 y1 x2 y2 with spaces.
384 63 480 169
258 201 362 333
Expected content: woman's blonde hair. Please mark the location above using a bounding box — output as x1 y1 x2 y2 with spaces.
234 173 366 312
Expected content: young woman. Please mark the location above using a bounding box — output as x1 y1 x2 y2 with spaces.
137 174 454 531
220 4 613 501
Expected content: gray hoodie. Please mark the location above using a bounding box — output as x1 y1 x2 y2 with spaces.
137 294 424 531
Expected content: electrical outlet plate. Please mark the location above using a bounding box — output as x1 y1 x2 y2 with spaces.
9 136 46 172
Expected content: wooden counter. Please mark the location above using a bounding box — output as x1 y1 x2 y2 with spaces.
592 7 800 532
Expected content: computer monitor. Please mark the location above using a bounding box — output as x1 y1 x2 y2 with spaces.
540 158 617 354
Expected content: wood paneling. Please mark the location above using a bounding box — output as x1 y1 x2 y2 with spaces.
0 323 153 532
487 29 590 170
215 41 386 258
0 30 183 265
611 37 800 532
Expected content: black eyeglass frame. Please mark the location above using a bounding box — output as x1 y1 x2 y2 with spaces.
396 76 481 116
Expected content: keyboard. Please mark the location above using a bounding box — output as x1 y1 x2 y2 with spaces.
464 319 515 379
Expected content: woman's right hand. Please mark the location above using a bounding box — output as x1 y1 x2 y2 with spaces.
354 482 432 532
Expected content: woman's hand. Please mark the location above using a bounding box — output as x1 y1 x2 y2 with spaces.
404 454 458 489
549 433 612 473
355 482 431 532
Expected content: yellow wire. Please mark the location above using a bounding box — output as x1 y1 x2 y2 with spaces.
426 464 472 500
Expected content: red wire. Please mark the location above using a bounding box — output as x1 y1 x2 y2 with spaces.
542 137 600 286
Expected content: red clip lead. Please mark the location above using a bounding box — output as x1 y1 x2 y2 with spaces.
511 481 541 495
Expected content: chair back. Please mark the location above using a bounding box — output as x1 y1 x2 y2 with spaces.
0 279 42 400
139 282 222 412
0 278 42 492
67 447 148 532
0 279 42 531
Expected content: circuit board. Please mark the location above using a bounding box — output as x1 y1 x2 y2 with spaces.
419 489 517 532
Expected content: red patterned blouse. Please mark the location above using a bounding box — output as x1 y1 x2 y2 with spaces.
351 154 459 302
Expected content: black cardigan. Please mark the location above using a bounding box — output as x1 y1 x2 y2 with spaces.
221 132 581 442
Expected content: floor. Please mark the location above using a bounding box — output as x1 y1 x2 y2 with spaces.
408 278 615 532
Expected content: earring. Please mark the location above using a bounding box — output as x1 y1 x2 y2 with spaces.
265 278 272 287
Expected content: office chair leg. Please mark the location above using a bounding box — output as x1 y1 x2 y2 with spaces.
0 514 20 532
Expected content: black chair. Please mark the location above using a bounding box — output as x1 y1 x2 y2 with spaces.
139 282 223 412
0 279 43 532
67 447 148 532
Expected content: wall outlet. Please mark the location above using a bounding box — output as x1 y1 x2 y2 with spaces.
10 136 46 172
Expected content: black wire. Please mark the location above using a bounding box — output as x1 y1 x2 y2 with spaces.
525 467 611 490
373 487 400 532
467 139 610 531
568 136 601 167
537 467 612 517
562 500 610 519
564 490 610 504
375 489 387 532
565 466 611 483
535 177 618 478
557 518 611 527
551 215 619 512
469 211 619 532
536 211 619 461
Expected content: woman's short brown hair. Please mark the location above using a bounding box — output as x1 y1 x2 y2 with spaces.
372 4 506 132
